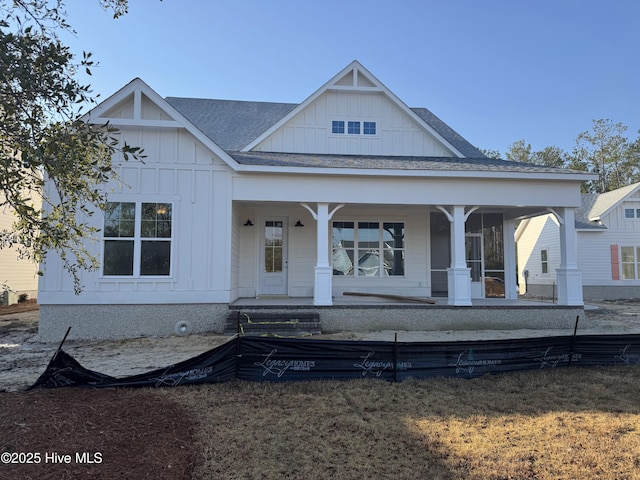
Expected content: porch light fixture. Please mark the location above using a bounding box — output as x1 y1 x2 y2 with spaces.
295 219 304 227
244 219 254 227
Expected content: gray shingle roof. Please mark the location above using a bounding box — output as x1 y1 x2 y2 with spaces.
229 151 581 174
410 108 485 157
165 97 296 151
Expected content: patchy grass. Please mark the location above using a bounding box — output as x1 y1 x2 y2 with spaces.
2 366 640 479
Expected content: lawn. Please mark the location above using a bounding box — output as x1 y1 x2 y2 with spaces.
2 366 640 479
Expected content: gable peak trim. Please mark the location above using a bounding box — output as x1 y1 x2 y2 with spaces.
241 60 465 157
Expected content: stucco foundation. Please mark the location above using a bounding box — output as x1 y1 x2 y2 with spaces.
231 304 584 334
39 302 584 342
39 304 228 342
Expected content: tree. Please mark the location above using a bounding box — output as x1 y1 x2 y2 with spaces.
530 146 568 168
0 0 143 293
480 148 502 159
504 140 533 163
572 119 633 193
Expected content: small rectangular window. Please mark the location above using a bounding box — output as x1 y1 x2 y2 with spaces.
625 208 635 219
636 209 640 218
363 122 376 135
347 121 360 134
621 246 637 280
331 120 344 134
541 249 549 274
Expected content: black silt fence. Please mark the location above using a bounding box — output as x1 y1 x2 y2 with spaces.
30 333 640 390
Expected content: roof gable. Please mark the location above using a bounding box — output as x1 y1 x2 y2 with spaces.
241 60 468 157
585 182 640 221
83 78 239 169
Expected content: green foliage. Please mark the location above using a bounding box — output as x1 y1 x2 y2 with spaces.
573 119 638 193
0 0 143 293
498 120 640 194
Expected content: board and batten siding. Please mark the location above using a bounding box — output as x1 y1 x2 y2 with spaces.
252 90 453 157
38 125 234 305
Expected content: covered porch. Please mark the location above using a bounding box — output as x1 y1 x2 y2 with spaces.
232 199 584 311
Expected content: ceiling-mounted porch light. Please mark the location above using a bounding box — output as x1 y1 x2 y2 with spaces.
244 219 254 226
294 219 304 227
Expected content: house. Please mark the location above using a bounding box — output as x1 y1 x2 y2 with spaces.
1 195 39 303
516 182 640 301
37 61 594 340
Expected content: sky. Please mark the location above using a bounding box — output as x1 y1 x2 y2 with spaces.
60 0 640 156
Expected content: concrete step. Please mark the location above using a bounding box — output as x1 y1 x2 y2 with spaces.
224 311 321 336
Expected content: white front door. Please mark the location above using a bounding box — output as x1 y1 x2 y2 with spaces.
466 234 484 298
259 218 288 295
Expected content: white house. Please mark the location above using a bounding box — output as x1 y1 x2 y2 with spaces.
37 61 594 340
517 182 640 300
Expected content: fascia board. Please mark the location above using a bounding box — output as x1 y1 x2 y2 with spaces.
234 163 597 181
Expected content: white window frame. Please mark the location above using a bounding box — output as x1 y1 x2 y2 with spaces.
330 120 378 136
101 200 175 278
620 246 640 280
540 249 549 275
331 220 405 278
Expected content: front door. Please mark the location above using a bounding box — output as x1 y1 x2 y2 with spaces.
466 234 484 298
259 218 288 295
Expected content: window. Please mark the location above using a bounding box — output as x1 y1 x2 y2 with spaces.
264 221 283 273
363 121 376 135
623 207 640 219
541 249 549 274
332 221 404 277
620 246 640 280
103 202 172 276
331 120 376 135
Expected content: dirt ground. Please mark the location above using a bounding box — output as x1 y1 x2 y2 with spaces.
2 300 640 393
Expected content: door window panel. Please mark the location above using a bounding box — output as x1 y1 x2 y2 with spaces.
264 221 283 273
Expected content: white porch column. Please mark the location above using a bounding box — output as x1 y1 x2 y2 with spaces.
555 207 584 306
302 202 344 306
314 203 333 305
438 205 472 306
503 219 518 300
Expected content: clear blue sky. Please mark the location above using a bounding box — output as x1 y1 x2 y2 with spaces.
62 0 640 156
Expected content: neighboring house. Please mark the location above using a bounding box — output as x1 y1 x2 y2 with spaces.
38 61 594 340
0 196 39 302
516 182 640 300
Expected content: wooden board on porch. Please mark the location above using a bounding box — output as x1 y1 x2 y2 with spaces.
342 292 436 304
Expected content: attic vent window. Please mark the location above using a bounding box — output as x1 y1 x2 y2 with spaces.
331 120 376 135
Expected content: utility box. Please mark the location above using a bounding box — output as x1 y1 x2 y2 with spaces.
1 290 18 305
